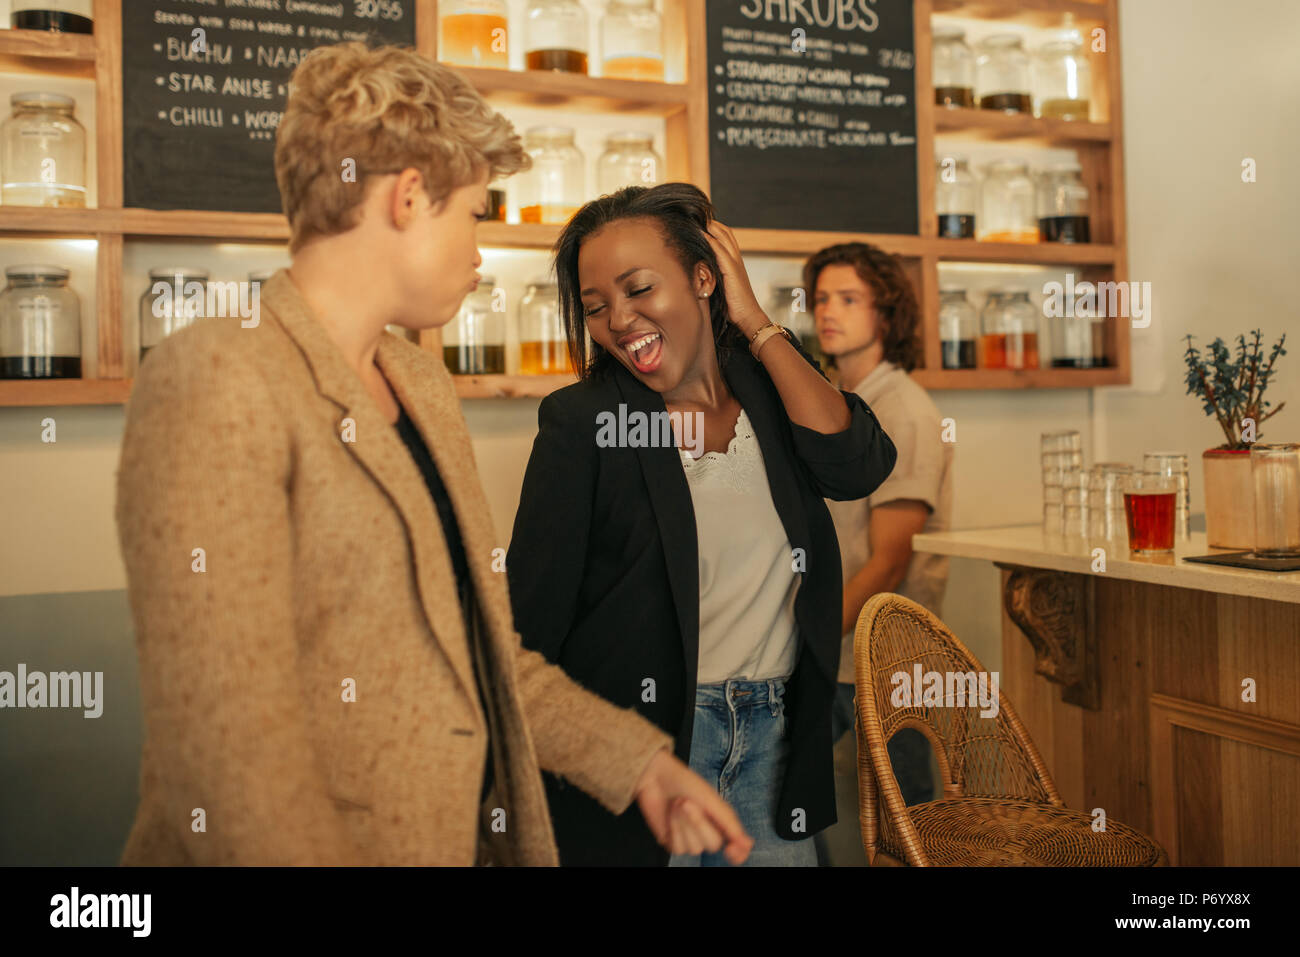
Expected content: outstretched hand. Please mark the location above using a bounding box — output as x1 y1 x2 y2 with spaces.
633 749 753 864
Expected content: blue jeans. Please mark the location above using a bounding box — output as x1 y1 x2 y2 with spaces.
668 678 817 867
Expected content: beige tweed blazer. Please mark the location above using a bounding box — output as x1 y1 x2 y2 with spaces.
115 269 673 866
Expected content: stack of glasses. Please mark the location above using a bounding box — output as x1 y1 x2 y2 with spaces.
1042 430 1083 534
1088 463 1134 542
1143 451 1190 540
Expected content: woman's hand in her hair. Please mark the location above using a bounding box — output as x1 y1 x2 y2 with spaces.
704 220 770 340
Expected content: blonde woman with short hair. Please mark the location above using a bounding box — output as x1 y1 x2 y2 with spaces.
115 42 750 866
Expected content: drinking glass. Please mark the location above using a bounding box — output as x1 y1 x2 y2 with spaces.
1062 467 1089 538
1089 462 1133 541
1251 444 1300 557
1124 473 1176 554
1143 451 1190 539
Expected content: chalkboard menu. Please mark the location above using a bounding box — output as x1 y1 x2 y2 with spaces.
122 1 416 213
705 0 918 235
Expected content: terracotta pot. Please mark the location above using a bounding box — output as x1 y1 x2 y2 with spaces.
1202 449 1254 549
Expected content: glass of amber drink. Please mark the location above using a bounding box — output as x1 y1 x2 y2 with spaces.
1124 473 1176 554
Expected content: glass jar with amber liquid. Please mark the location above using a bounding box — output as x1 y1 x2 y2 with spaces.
975 34 1032 113
602 0 663 81
979 288 1040 370
519 126 584 224
440 1 509 69
979 159 1037 243
518 279 571 374
444 277 506 375
1033 30 1091 120
932 24 974 108
525 0 588 74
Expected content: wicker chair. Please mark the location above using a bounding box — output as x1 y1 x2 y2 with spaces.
853 593 1167 867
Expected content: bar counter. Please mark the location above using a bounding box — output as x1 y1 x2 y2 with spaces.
913 525 1300 865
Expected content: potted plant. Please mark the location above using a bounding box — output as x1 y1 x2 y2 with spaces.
1183 330 1288 548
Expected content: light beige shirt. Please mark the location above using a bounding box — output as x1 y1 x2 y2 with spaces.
826 360 954 684
681 408 801 684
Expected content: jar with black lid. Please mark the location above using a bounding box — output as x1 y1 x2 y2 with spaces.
11 2 93 34
0 264 81 378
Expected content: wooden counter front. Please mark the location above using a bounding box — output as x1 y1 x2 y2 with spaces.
914 526 1300 866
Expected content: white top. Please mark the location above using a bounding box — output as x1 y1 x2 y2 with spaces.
825 360 954 684
911 524 1300 605
680 408 801 683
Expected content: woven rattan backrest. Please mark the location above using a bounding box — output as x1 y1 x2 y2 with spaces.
853 593 1063 864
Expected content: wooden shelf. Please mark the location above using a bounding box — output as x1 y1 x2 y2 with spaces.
932 0 1109 27
452 373 577 399
454 65 690 115
934 107 1111 144
0 377 130 406
0 27 95 76
0 206 106 236
934 238 1117 264
119 208 290 242
0 0 1132 405
913 366 1127 390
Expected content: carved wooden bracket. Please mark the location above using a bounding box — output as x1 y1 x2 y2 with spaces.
996 564 1100 710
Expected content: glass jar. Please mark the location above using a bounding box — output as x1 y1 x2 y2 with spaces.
978 288 1040 370
1251 444 1300 556
0 264 80 378
11 2 93 33
444 277 505 374
484 181 507 221
140 268 209 360
596 131 661 194
932 24 974 108
767 285 823 367
1047 310 1095 369
439 1 509 69
1034 31 1091 120
979 159 1037 243
1037 162 1090 243
975 34 1032 113
519 126 584 224
935 154 977 238
518 279 570 374
525 0 588 74
602 0 663 81
1 92 87 207
938 288 977 369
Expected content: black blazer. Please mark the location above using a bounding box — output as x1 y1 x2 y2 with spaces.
507 342 897 865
